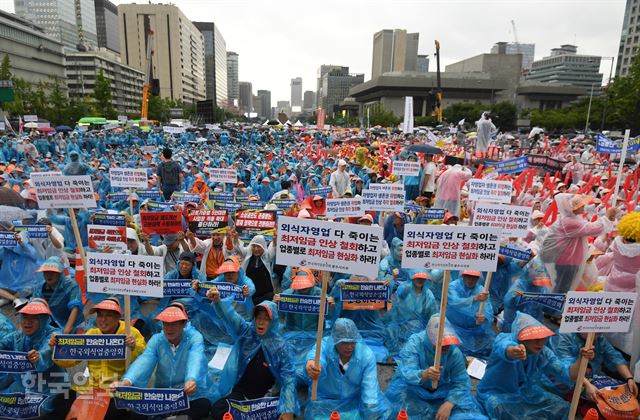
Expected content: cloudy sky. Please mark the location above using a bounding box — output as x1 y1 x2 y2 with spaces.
1 0 627 106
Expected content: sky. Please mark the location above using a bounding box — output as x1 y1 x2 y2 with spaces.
0 0 628 107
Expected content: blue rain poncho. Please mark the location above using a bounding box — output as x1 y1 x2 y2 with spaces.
446 277 495 358
487 257 523 315
427 269 445 304
378 238 410 291
212 300 298 416
385 316 487 419
301 318 392 420
330 277 387 341
0 313 15 337
123 323 214 403
477 312 573 420
0 231 42 292
48 209 91 252
555 333 626 376
192 269 256 320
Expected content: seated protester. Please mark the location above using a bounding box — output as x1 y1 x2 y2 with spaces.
487 255 523 316
446 270 495 358
186 229 235 281
32 256 83 333
427 269 445 305
235 234 277 305
274 268 329 332
0 222 42 308
125 228 161 256
477 312 590 420
0 313 16 337
355 214 390 258
378 237 410 291
205 289 297 420
302 318 392 419
150 232 190 275
0 299 69 419
49 298 146 420
30 218 65 261
386 271 436 358
111 303 213 419
385 315 488 419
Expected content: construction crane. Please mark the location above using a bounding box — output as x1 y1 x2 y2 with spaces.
511 19 528 76
141 15 156 120
434 40 443 123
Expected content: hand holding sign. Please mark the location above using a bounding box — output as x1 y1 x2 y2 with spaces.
507 344 527 360
207 286 220 302
26 350 39 365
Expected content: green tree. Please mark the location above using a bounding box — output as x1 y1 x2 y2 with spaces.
47 77 69 125
369 105 400 127
608 53 640 132
92 70 116 119
0 54 11 80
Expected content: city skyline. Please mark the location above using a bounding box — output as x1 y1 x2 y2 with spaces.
0 0 627 108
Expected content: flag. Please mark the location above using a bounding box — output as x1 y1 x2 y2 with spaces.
18 116 23 136
75 249 87 304
402 96 414 134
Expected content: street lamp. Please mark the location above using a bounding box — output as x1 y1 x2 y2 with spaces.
584 83 597 133
599 56 615 131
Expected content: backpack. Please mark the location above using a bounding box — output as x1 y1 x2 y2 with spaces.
161 160 180 185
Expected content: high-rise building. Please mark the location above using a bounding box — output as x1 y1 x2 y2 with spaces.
316 65 349 109
276 100 291 118
94 0 119 54
193 22 227 108
227 51 239 107
14 0 98 51
371 29 419 79
318 66 364 115
416 55 429 73
290 77 303 111
526 45 602 90
238 81 253 113
490 41 536 71
256 90 271 119
616 0 640 77
303 90 316 113
118 3 206 103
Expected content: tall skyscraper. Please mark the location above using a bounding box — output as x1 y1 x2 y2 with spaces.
371 29 419 79
14 0 98 51
616 0 640 77
318 66 364 115
416 55 429 73
256 89 271 119
290 77 303 111
526 45 602 90
303 90 316 113
238 81 253 113
316 65 349 110
490 41 536 71
118 3 206 103
194 22 227 108
94 0 119 54
227 51 239 107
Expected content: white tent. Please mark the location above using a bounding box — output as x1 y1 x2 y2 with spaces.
293 120 304 127
284 120 293 126
262 120 270 126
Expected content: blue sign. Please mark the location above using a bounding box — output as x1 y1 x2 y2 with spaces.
163 279 192 297
499 244 532 261
270 199 296 210
278 294 327 315
242 201 265 210
108 193 130 202
485 156 528 174
214 202 243 212
594 134 640 154
92 213 126 226
136 189 162 200
53 334 126 360
0 351 34 373
114 387 189 416
209 192 235 202
228 397 279 420
146 201 174 212
197 282 244 301
518 292 566 312
421 208 446 221
0 232 17 247
13 225 48 239
589 373 625 390
171 192 201 204
340 282 389 302
309 186 333 198
0 393 47 419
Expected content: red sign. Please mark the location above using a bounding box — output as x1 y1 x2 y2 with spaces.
140 211 183 235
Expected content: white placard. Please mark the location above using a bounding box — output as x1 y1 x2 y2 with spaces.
87 224 127 253
468 179 513 204
86 252 164 298
36 122 50 129
163 126 186 134
206 167 238 184
109 168 148 189
472 203 532 237
141 146 156 154
392 160 421 177
103 123 119 130
361 183 405 212
208 343 232 370
276 216 383 279
31 172 97 209
117 115 127 121
326 198 364 219
559 291 637 333
23 115 38 122
467 358 487 380
402 224 500 272
0 122 5 130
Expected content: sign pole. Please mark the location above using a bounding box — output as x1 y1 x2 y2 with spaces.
68 208 87 270
477 271 493 318
612 129 631 206
568 332 595 420
129 188 134 218
311 271 329 400
432 270 450 389
124 295 131 369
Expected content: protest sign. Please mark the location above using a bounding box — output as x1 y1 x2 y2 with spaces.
241 201 266 210
270 199 296 210
0 122 4 130
215 202 243 212
325 198 364 219
278 294 328 315
209 192 235 202
590 374 625 390
23 115 37 122
140 211 182 235
53 334 126 360
162 126 186 134
527 155 569 174
361 183 405 212
118 115 127 121
235 210 277 240
92 213 126 226
188 210 228 237
309 186 333 198
499 244 532 261
86 253 164 298
109 168 148 189
107 192 130 202
87 224 127 253
402 225 500 272
596 133 640 154
162 279 192 297
392 160 421 176
485 156 528 174
114 387 189 415
467 179 512 204
518 292 566 312
560 292 637 333
206 168 237 184
0 393 47 419
135 189 162 200
472 203 532 236
276 216 383 279
415 208 446 223
30 172 97 209
0 232 17 247
146 201 174 212
197 282 244 301
171 192 201 204
0 351 33 373
340 281 390 301
13 225 48 239
227 397 279 420
141 145 156 154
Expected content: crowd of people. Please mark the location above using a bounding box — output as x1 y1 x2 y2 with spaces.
0 119 639 419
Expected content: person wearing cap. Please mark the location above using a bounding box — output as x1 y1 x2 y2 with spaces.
386 314 487 419
186 228 235 281
434 164 472 219
303 317 391 419
30 217 65 261
329 159 350 198
191 174 210 201
446 270 495 358
0 298 70 417
477 312 593 420
206 290 297 419
383 211 409 249
0 222 42 308
253 176 275 203
271 179 296 201
156 148 183 201
234 234 277 305
379 237 409 290
442 212 459 225
523 210 549 254
49 297 146 419
274 268 328 332
148 232 189 275
47 207 91 252
112 302 213 418
63 150 91 176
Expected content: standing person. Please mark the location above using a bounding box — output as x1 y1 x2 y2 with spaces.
329 159 350 197
475 112 496 157
420 154 437 207
157 148 182 201
434 164 472 218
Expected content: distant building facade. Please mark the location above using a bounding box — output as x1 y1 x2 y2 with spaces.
227 51 239 107
616 0 640 77
194 21 227 108
94 0 120 54
371 29 419 79
526 45 602 89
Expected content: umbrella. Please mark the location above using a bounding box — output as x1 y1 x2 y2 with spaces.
55 125 73 133
407 144 443 155
0 205 29 223
0 189 25 207
24 122 38 128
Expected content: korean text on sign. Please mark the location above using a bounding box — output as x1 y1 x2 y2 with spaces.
53 334 126 360
0 351 34 373
109 168 148 189
86 252 164 298
91 213 126 227
197 282 244 301
499 244 532 261
0 393 47 419
402 225 500 272
31 172 97 209
472 204 532 236
340 281 389 301
87 224 127 253
392 160 421 176
188 210 228 237
228 397 279 420
278 294 327 315
325 198 364 219
140 211 183 235
559 291 637 333
485 156 528 174
276 216 383 279
206 168 237 184
114 387 189 415
361 183 406 212
13 226 48 239
467 179 513 204
163 279 192 297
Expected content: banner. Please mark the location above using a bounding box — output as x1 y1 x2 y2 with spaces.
499 244 532 261
402 96 414 135
171 192 201 204
415 208 446 223
162 279 192 297
107 192 129 202
109 168 148 189
596 133 640 154
485 156 528 174
361 184 405 212
467 179 512 204
53 334 126 360
92 213 126 227
209 192 235 202
270 199 296 210
86 252 164 298
215 202 243 212
559 292 637 333
140 211 183 235
325 198 364 219
114 387 189 415
228 397 278 420
340 281 389 301
0 232 17 247
309 186 333 198
206 168 237 184
197 282 244 301
135 189 162 200
0 393 47 419
472 204 532 236
392 160 420 177
235 210 277 240
23 115 38 122
87 224 127 253
146 201 174 212
0 351 33 373
402 225 500 272
527 155 569 174
278 295 327 315
276 216 383 279
31 172 97 209
241 201 265 210
590 374 625 390
162 126 186 134
518 292 566 312
188 210 228 237
141 145 156 154
13 225 48 239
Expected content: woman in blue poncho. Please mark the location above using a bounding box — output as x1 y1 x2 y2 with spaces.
378 237 410 291
0 224 42 306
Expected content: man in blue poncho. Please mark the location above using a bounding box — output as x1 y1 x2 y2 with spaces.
386 315 487 419
0 223 42 307
378 237 410 290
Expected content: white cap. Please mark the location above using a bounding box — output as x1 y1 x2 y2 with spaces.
338 159 347 167
126 228 138 241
